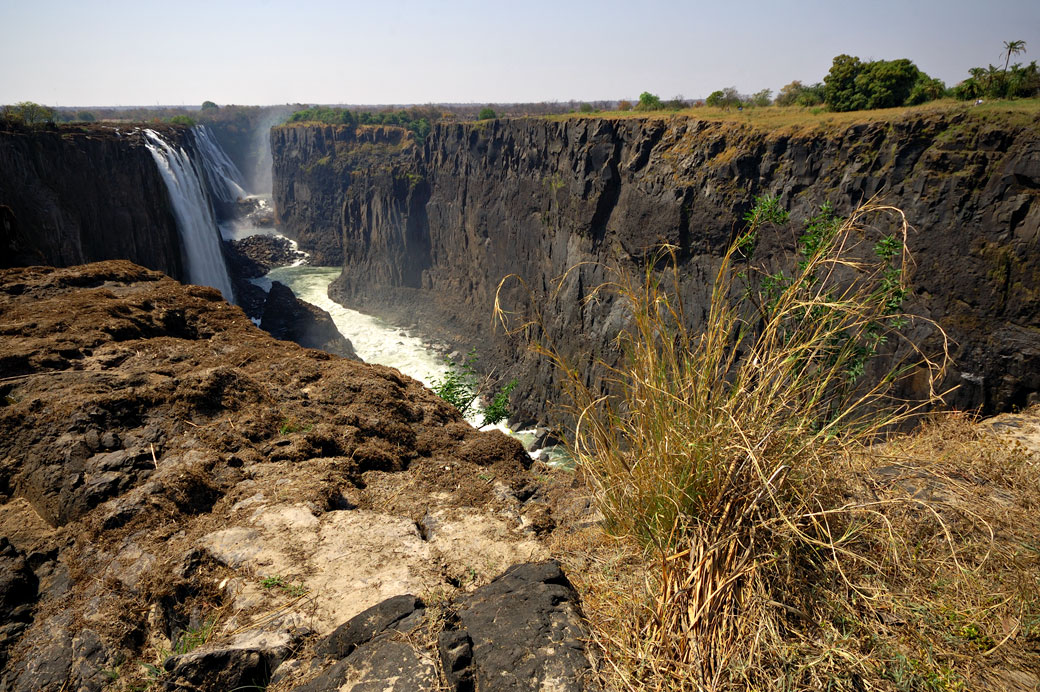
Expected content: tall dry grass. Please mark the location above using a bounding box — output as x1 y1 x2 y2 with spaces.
498 200 957 689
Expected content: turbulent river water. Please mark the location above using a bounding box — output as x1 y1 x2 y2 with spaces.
218 194 566 461
248 257 568 464
251 265 448 389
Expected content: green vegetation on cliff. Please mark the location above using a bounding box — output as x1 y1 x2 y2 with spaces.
287 106 434 139
0 101 55 128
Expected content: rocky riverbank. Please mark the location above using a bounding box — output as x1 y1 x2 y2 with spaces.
0 261 599 691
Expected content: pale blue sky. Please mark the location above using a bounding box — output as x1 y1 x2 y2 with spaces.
1 0 1037 106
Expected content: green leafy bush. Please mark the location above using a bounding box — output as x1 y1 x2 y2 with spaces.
477 107 497 120
431 349 516 427
823 54 943 111
635 92 663 111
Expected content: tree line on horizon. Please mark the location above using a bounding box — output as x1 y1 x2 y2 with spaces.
2 41 1036 130
671 40 1036 113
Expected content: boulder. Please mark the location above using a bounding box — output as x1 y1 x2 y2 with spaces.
443 560 597 691
260 281 358 359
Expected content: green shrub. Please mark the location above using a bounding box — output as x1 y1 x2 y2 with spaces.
431 349 516 427
477 107 497 120
635 92 663 111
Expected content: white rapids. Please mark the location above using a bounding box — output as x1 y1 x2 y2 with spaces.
252 266 448 389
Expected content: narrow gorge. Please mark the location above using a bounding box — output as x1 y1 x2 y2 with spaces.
273 112 1040 424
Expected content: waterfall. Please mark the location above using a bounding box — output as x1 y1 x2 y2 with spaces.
144 129 235 302
192 125 249 204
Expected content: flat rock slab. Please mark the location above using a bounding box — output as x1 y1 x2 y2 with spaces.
200 502 548 637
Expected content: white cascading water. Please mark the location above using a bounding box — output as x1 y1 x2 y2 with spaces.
192 125 249 205
144 129 235 302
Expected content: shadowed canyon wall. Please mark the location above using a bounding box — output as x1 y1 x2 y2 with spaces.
274 112 1037 423
0 124 186 278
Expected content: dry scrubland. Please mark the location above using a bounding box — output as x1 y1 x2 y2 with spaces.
547 98 1040 134
553 410 1039 691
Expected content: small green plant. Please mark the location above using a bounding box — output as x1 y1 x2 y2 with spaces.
883 653 964 691
173 618 217 655
278 417 312 435
477 107 497 120
480 378 517 427
430 349 516 427
260 575 308 597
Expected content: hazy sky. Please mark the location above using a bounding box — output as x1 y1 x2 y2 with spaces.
1 0 1037 106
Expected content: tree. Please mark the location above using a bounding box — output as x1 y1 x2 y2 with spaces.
750 88 773 107
907 75 946 105
617 100 633 111
824 54 936 111
74 110 96 123
1003 40 1027 73
707 88 743 109
578 102 594 113
856 58 921 109
4 101 55 127
775 81 803 106
635 92 663 110
201 100 219 111
477 107 497 120
824 54 867 111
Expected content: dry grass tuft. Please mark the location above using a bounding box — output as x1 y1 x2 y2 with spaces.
497 200 1038 690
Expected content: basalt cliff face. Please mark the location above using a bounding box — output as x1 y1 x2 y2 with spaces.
0 124 185 278
273 112 1040 424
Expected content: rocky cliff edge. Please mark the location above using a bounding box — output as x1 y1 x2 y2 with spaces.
0 261 598 691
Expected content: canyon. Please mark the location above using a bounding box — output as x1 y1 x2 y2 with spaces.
273 110 1040 424
1 105 1039 690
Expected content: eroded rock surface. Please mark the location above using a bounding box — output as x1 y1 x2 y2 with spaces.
0 261 592 691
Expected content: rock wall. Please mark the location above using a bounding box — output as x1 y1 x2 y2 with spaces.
0 123 186 278
272 112 1040 423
